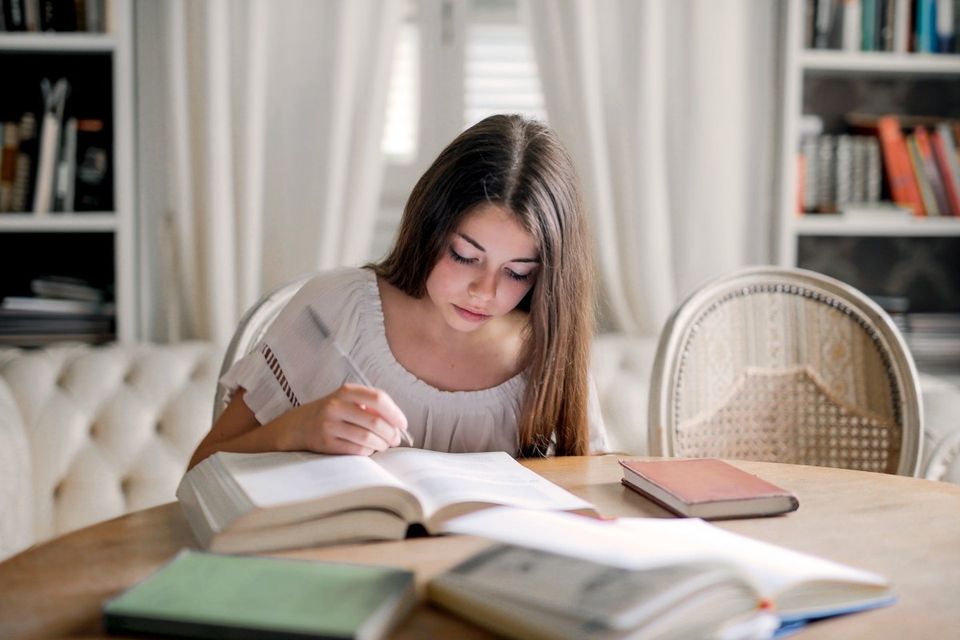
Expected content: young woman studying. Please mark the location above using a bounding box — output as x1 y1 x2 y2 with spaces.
188 114 608 469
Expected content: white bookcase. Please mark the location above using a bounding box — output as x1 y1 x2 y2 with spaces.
775 0 960 370
776 0 960 267
0 0 137 344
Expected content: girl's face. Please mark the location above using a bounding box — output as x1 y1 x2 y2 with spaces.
425 203 539 332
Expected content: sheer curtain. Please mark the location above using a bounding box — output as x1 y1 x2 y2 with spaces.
524 0 778 335
136 0 401 344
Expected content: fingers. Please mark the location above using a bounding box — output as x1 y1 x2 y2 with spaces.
338 384 408 434
297 384 410 456
326 399 402 450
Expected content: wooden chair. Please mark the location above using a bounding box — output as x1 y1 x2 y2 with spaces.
648 266 923 476
212 274 312 422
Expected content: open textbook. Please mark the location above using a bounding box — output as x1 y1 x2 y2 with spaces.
176 448 592 553
434 508 894 639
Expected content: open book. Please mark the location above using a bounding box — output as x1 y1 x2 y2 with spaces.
434 508 894 639
176 448 593 553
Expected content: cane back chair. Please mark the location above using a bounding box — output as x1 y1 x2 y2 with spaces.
212 274 312 422
648 266 922 476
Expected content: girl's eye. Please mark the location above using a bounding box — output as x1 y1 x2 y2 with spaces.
506 269 532 282
449 247 475 264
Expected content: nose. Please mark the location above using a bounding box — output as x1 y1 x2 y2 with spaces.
469 269 497 301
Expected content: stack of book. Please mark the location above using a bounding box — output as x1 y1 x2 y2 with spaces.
903 313 960 368
0 275 114 346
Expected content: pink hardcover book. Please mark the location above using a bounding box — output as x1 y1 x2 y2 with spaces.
619 458 799 520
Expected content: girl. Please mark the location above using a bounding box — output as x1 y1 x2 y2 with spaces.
188 114 607 469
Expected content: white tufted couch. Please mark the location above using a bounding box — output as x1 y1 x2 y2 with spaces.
0 342 219 560
2 336 960 561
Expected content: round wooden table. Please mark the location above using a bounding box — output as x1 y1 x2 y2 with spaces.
2 455 959 639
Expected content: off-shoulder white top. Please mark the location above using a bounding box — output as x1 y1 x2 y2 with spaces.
221 267 609 456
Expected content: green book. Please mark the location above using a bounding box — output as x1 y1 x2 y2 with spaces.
102 550 415 640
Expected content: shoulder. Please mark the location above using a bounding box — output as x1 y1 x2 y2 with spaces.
295 266 374 301
268 267 376 338
282 267 377 317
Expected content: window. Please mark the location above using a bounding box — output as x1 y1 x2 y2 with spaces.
463 0 546 128
374 0 546 259
380 0 546 186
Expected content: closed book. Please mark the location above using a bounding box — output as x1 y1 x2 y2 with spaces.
102 550 415 640
618 458 799 519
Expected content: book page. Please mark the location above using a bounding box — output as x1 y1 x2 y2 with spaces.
217 451 408 508
442 508 889 599
371 448 592 525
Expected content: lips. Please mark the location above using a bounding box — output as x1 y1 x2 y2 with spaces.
453 304 491 322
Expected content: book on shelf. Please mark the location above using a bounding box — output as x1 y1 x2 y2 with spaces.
914 125 953 216
619 458 800 519
32 77 70 216
73 118 111 211
10 112 38 213
53 116 77 212
931 123 960 215
102 550 415 640
806 0 927 52
0 0 106 32
907 132 941 216
877 115 926 216
436 508 895 640
0 121 17 212
798 133 882 214
177 447 594 554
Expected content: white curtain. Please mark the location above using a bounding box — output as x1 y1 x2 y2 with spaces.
137 0 401 344
524 0 778 335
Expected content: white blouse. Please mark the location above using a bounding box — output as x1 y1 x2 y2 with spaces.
221 267 609 456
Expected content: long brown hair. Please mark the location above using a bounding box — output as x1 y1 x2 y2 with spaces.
372 114 594 456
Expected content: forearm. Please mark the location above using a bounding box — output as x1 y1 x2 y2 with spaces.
189 419 290 466
188 397 301 470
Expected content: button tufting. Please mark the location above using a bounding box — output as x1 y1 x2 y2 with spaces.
53 481 64 500
120 477 133 496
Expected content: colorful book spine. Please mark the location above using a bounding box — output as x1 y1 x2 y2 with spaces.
931 124 960 215
876 116 925 216
907 133 940 215
914 126 952 215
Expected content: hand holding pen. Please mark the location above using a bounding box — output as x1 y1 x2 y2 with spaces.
308 307 414 447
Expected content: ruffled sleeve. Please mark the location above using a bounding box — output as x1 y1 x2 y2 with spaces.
219 268 369 426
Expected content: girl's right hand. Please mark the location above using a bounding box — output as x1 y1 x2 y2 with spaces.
282 383 409 456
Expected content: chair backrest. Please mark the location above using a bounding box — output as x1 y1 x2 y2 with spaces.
212 274 313 422
648 266 923 476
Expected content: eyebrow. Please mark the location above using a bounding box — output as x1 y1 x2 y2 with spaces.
456 232 540 263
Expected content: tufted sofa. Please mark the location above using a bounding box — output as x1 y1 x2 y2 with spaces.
0 342 219 560
2 336 960 561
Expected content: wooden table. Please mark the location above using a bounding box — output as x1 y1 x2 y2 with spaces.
2 455 959 639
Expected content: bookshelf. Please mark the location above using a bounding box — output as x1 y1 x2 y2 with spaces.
776 0 960 370
0 0 136 345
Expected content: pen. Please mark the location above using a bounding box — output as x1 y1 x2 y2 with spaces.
308 306 414 446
